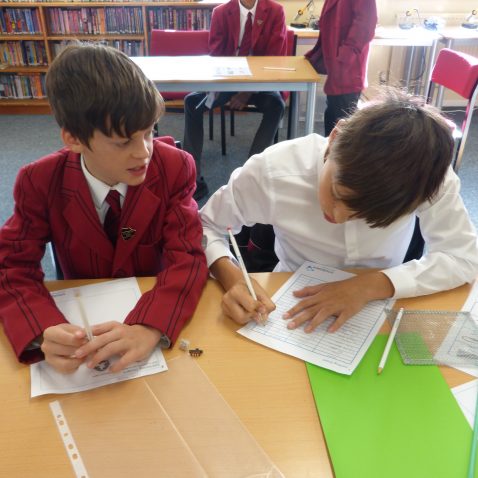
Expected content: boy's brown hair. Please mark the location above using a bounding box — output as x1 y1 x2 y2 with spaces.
329 89 454 228
46 42 164 147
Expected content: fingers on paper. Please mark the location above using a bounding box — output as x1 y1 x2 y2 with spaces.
43 323 87 347
292 283 325 298
48 356 85 374
78 323 158 372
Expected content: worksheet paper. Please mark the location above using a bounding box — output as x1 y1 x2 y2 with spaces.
30 278 167 397
452 379 478 428
238 262 391 375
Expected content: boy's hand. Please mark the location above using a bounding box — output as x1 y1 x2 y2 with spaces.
73 322 162 373
41 323 88 374
228 92 253 110
283 272 394 333
222 278 276 325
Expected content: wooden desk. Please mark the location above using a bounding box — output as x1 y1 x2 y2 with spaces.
131 55 321 138
0 274 475 477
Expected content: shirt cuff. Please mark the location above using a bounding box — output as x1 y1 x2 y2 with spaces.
204 237 235 268
381 266 417 299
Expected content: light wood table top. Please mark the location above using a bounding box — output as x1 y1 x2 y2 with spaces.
0 273 475 477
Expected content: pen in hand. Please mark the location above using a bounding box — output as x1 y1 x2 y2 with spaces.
227 227 266 325
75 290 110 371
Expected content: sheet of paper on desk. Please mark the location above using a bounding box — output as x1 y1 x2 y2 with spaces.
452 379 478 428
213 57 251 76
30 278 167 397
237 261 392 375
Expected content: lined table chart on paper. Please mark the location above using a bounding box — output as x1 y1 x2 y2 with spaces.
238 262 391 375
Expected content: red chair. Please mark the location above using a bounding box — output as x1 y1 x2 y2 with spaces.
225 29 298 151
149 29 222 151
426 48 478 171
150 29 209 105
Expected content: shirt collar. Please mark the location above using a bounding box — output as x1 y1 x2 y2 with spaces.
239 0 258 19
80 155 128 209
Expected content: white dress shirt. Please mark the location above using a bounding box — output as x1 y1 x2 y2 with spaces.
81 156 127 224
200 134 478 299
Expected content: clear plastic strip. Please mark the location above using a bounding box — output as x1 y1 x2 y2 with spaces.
50 400 89 478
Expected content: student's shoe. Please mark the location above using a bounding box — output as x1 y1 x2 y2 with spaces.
194 177 209 201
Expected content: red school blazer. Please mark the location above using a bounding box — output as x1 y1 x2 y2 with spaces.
208 0 287 57
0 139 208 363
306 0 377 95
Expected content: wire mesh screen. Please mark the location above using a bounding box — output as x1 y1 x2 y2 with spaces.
386 309 478 366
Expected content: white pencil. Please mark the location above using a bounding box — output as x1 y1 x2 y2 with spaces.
377 308 404 374
227 227 266 325
263 66 296 71
75 290 93 341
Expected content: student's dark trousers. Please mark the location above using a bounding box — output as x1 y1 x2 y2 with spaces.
183 91 285 179
324 92 361 137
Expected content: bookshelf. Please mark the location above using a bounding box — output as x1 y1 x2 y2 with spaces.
0 0 221 113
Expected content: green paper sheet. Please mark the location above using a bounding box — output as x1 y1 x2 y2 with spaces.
306 335 475 478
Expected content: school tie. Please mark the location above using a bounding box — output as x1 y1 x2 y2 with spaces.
238 12 253 56
104 190 121 245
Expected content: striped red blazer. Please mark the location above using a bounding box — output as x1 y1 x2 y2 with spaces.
0 138 208 363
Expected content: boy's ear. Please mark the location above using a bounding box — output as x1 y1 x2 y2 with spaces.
328 119 346 144
61 128 85 154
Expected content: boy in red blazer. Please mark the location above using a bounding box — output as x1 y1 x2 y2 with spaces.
306 0 377 136
183 0 288 200
0 44 208 373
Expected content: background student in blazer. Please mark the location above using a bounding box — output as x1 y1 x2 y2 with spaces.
306 0 377 136
183 0 287 200
0 44 208 374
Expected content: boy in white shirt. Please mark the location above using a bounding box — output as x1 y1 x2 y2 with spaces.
200 90 478 332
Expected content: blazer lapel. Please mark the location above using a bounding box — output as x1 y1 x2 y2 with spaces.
252 0 267 48
112 183 161 271
62 153 114 261
227 0 241 52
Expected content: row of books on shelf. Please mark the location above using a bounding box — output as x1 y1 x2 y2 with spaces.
148 7 211 30
0 7 42 34
49 38 144 56
0 39 47 65
0 37 144 67
0 72 45 98
47 7 144 34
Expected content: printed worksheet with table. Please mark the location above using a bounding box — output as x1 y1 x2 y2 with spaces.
238 262 392 375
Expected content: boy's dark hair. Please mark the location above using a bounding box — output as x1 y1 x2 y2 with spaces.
46 42 164 146
329 88 454 228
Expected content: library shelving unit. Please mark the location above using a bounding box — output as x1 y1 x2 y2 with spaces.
0 0 221 113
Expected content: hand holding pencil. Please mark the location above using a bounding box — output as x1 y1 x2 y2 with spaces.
227 227 274 325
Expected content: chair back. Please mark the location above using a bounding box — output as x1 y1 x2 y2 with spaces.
281 30 297 102
149 29 210 101
150 29 209 56
430 48 478 99
286 29 297 56
427 48 478 171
